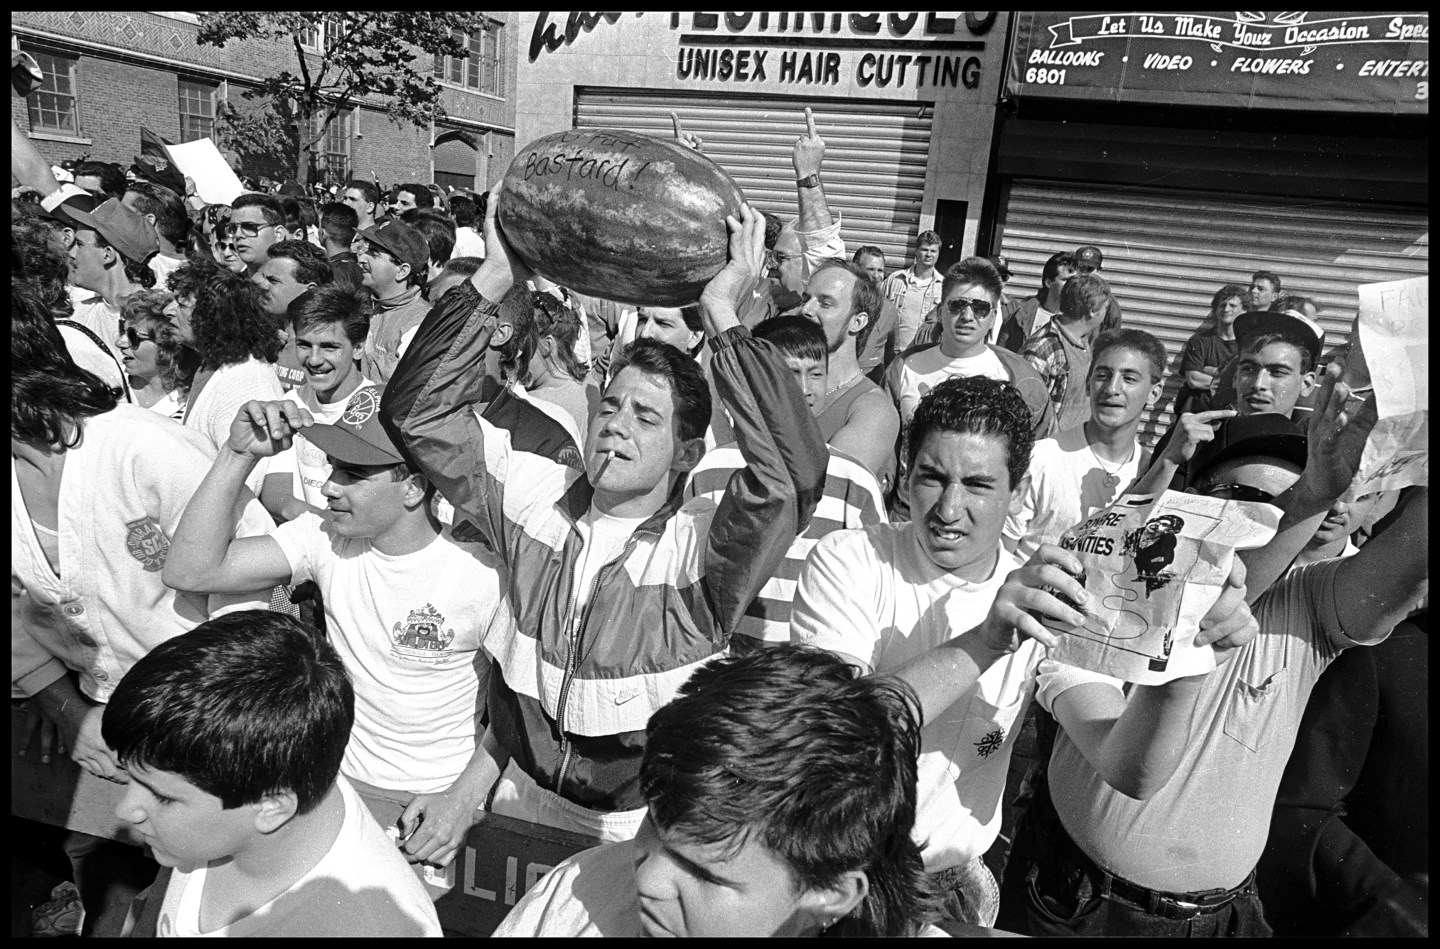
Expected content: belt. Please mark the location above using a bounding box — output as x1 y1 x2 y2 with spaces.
1097 869 1255 921
1035 781 1254 921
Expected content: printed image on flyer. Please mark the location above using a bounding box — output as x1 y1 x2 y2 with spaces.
1044 491 1279 685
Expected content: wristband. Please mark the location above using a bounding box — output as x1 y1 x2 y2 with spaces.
796 173 821 189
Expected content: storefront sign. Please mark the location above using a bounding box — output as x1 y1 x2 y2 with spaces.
529 11 999 93
1008 11 1429 113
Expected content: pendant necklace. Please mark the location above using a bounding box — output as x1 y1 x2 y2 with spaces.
1093 444 1135 490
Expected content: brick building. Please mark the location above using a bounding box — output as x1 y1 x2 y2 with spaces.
10 11 516 192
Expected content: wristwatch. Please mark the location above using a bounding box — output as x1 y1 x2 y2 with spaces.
796 173 821 189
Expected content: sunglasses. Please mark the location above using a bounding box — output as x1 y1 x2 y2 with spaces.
123 326 156 348
230 220 273 238
1201 483 1276 503
944 297 994 319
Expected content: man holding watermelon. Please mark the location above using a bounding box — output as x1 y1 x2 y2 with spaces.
381 189 829 842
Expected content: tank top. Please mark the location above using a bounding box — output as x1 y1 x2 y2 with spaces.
817 376 896 495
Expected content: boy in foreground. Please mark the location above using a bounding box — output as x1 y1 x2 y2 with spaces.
104 610 441 937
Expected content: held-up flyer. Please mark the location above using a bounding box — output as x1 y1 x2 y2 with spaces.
1043 491 1280 685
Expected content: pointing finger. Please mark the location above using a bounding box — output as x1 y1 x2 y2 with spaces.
670 111 683 140
804 106 817 137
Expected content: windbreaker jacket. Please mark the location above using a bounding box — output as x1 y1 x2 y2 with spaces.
381 281 828 811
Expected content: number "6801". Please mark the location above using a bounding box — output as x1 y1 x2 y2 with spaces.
1026 67 1067 85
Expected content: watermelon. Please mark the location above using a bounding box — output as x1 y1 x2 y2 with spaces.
497 128 747 307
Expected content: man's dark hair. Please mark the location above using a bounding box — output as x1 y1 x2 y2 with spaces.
12 277 118 448
1091 328 1168 385
643 646 940 938
1239 332 1315 374
812 259 881 355
608 337 713 443
232 192 284 226
72 160 127 199
318 201 358 248
907 375 1035 488
190 265 284 368
288 285 371 347
448 194 478 229
266 239 333 287
1274 293 1318 316
752 315 828 366
437 256 482 281
102 610 353 816
276 196 307 237
1041 251 1077 287
343 179 380 209
761 210 782 251
124 181 189 247
941 256 1004 302
1059 273 1111 322
397 183 435 209
1252 270 1282 294
401 207 456 268
853 245 886 269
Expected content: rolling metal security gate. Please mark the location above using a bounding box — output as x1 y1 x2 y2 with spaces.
575 87 932 266
997 180 1429 446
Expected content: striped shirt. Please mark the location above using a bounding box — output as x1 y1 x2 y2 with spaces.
686 444 886 644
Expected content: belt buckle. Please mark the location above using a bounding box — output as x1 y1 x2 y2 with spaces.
1168 898 1204 918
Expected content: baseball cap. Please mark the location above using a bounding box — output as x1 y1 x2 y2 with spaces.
1075 245 1104 268
1235 310 1324 365
302 385 405 467
12 50 43 98
985 254 1012 281
40 184 98 225
61 197 160 265
356 220 429 276
1186 413 1307 489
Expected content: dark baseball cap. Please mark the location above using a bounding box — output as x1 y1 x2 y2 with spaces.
1186 413 1307 489
61 197 160 265
1235 310 1324 365
302 385 405 467
356 220 429 276
42 185 99 226
1075 245 1104 268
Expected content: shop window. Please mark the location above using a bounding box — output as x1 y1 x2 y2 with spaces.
26 48 80 135
177 78 216 142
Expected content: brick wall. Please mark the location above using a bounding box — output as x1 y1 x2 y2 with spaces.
11 11 517 190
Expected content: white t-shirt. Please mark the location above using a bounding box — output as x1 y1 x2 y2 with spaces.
271 379 375 509
451 225 485 260
572 508 648 619
156 776 441 937
893 346 1009 428
148 252 186 288
791 526 1042 871
271 513 509 793
1004 425 1145 563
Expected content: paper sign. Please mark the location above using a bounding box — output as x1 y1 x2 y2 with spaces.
1347 276 1428 494
1046 491 1280 685
163 137 246 205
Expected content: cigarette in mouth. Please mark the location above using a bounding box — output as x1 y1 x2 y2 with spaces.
598 450 616 475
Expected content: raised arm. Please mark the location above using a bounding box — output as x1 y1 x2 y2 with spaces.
11 116 63 199
1128 409 1237 498
164 400 303 595
792 107 833 235
699 206 829 638
1238 364 1379 604
1048 554 1260 799
380 186 556 553
1332 487 1426 643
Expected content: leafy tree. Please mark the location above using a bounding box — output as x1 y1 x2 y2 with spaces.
197 12 488 187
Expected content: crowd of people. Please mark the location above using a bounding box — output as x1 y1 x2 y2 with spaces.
10 100 1427 940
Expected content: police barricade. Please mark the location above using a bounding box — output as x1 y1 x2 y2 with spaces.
11 702 600 937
